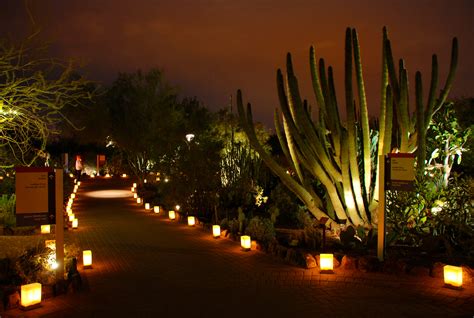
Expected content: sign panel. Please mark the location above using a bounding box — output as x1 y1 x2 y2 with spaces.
386 153 415 191
15 167 55 226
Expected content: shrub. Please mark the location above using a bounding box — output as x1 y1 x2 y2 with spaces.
0 194 16 227
245 216 275 244
386 175 473 258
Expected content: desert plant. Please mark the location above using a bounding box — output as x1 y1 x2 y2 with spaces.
237 27 458 230
245 216 276 245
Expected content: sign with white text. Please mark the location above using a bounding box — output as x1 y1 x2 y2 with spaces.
386 153 415 191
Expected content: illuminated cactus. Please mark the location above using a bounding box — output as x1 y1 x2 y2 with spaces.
237 27 457 229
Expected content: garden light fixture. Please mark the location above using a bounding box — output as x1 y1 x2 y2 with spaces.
241 235 251 251
444 265 462 288
20 283 42 309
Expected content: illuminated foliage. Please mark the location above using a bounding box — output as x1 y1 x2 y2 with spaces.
0 38 92 168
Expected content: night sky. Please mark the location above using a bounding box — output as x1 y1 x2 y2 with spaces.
1 0 473 126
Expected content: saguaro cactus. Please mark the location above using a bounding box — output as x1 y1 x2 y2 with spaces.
237 27 457 229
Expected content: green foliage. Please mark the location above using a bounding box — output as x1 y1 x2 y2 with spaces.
268 183 305 228
0 176 14 195
453 98 474 176
426 102 471 186
104 69 182 180
245 216 275 244
0 194 16 227
386 175 473 256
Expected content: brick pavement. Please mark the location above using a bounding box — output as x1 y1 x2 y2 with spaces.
2 178 473 317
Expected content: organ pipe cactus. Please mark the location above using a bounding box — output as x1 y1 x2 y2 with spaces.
237 27 457 229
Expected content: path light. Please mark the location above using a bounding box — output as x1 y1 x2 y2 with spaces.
91 174 96 179
136 198 142 204
41 225 50 234
133 193 138 199
77 181 81 186
83 250 92 269
72 218 78 229
154 206 160 213
131 187 135 192
122 174 127 178
212 225 221 238
169 210 176 220
66 206 72 214
444 265 462 288
133 182 137 188
319 254 334 273
70 193 76 199
69 214 75 222
241 235 251 251
145 203 151 210
187 216 195 226
73 186 78 193
69 173 74 178
20 283 42 309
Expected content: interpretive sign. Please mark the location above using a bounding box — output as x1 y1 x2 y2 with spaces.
15 167 55 226
386 153 415 191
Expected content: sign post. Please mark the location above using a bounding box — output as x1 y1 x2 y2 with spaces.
55 169 64 280
377 153 415 261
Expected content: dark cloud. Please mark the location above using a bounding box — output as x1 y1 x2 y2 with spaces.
1 0 472 125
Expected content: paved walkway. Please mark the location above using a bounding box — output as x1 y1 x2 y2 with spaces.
3 178 473 317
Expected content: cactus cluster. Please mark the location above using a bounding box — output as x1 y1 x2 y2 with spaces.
237 27 458 229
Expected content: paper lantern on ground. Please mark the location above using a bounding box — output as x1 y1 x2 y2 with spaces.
20 283 42 309
444 265 463 288
187 216 195 226
241 235 251 251
70 193 76 199
72 218 78 229
133 182 137 188
319 254 334 272
153 206 160 213
69 173 74 178
122 174 127 178
169 210 176 220
105 173 111 178
212 225 221 238
77 181 81 186
133 193 138 199
136 198 142 204
41 225 50 234
69 214 75 222
131 187 135 192
91 174 96 178
83 250 92 268
66 206 72 214
145 203 151 210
